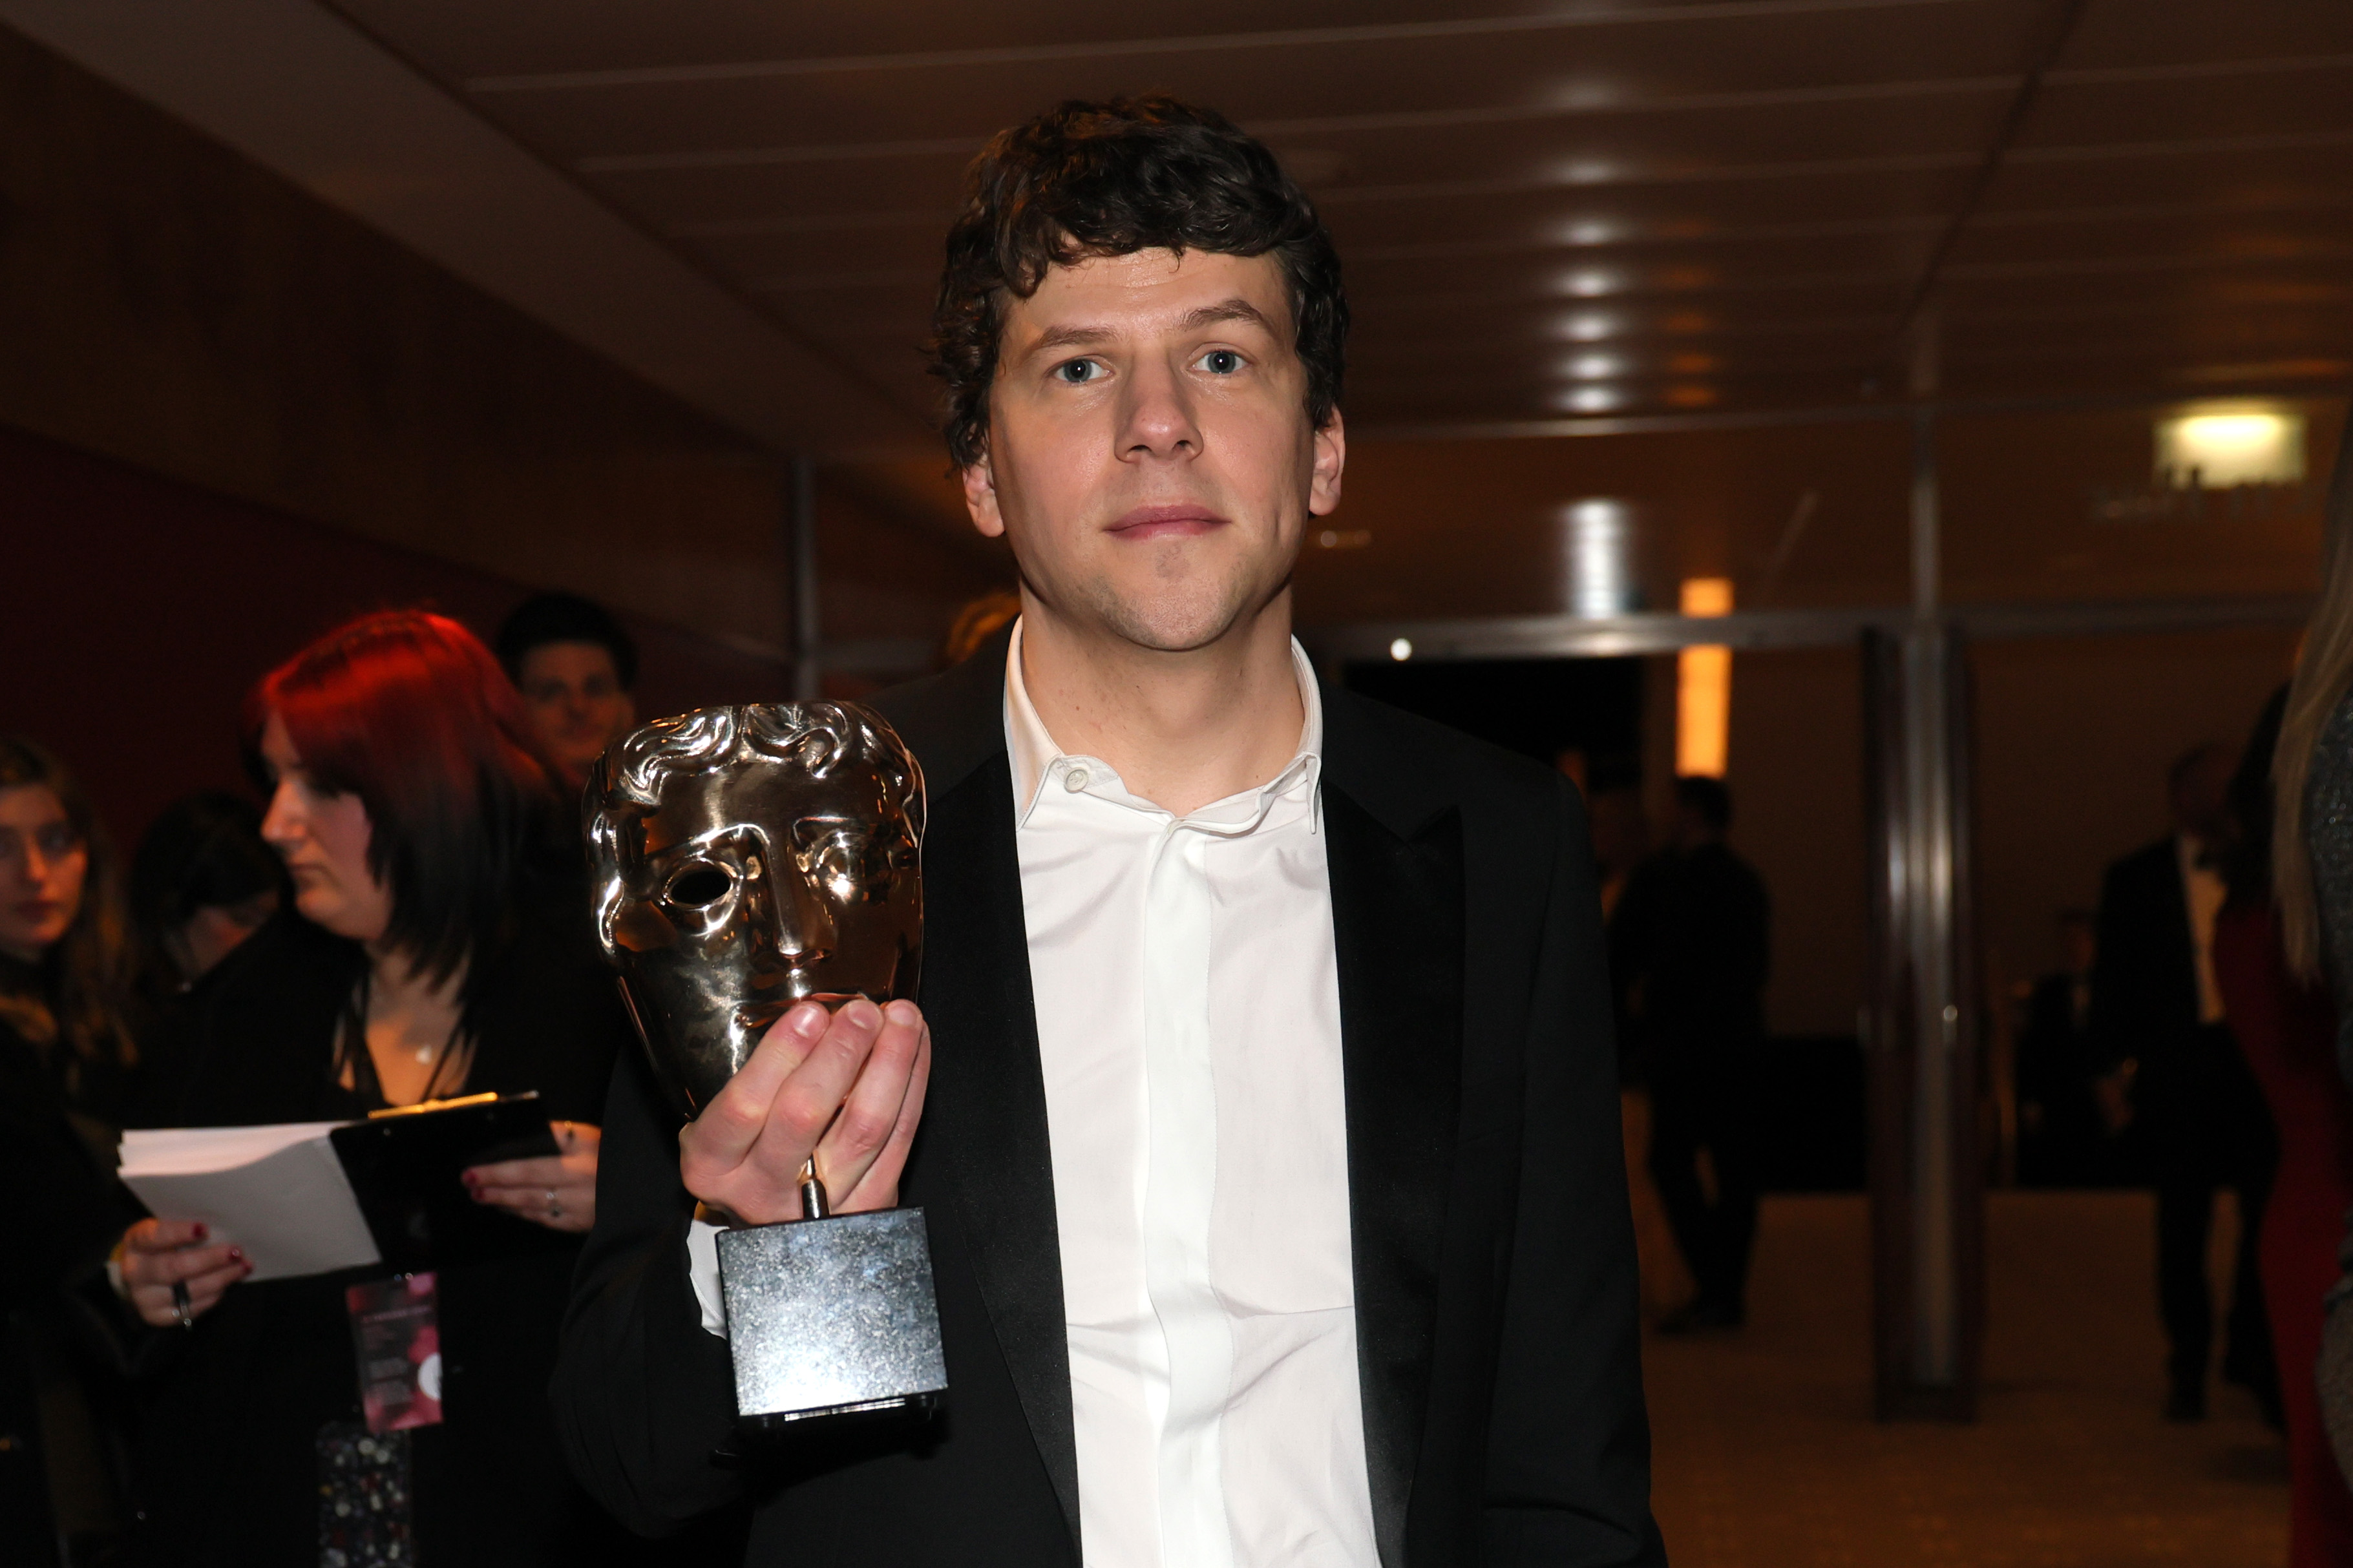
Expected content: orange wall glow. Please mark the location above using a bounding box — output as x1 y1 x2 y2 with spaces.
1677 577 1733 777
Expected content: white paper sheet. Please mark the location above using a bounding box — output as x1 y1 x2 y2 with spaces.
119 1122 381 1281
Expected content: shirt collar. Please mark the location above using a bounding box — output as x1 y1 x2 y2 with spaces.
1002 616 1324 829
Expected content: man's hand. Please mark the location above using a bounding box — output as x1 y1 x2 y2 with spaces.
679 997 931 1226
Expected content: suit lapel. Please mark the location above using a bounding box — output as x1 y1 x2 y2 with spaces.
915 751 1082 1549
1324 783 1465 1568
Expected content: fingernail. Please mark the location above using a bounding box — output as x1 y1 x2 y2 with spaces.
789 1002 827 1039
227 1248 245 1262
242 1260 255 1275
843 997 881 1029
193 1224 208 1240
885 998 921 1027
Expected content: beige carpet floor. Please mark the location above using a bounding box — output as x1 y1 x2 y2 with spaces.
1643 1191 2291 1568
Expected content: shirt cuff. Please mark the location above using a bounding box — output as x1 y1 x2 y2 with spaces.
686 1217 728 1339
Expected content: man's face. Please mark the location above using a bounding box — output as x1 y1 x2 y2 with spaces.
517 641 636 785
598 749 921 1114
960 247 1344 651
2169 749 2234 844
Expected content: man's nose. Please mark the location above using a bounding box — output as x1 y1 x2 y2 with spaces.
1117 354 1203 461
745 850 837 967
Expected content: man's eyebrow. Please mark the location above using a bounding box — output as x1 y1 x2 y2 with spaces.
1176 298 1280 335
1022 298 1282 359
1029 322 1117 356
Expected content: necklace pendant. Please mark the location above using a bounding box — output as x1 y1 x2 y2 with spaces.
414 1044 433 1064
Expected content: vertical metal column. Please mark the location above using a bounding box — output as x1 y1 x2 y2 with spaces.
790 454 820 701
1864 407 1984 1420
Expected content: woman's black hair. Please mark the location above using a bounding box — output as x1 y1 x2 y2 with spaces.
928 94 1347 471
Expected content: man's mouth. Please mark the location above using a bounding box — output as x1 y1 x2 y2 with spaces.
1107 503 1229 541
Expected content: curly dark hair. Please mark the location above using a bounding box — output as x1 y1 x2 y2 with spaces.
928 94 1348 470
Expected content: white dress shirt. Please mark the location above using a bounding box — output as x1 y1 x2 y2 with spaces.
689 622 1377 1567
2177 833 2227 1025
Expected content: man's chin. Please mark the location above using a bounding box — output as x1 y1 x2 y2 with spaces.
1081 578 1280 654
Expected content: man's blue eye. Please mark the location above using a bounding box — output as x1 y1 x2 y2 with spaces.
1201 350 1241 374
1056 360 1099 384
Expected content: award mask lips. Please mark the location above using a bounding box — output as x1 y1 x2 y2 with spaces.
586 704 924 1117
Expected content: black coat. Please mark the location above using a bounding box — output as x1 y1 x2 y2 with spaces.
127 870 633 1567
2089 838 2201 1076
553 639 1664 1566
2090 837 2272 1165
1609 841 1770 1069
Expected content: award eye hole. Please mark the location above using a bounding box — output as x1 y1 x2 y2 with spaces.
665 864 734 909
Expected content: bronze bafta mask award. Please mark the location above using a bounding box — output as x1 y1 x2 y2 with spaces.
586 702 947 1428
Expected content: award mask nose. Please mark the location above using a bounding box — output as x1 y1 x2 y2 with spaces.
744 846 836 969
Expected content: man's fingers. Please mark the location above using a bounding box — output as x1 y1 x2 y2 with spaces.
684 1001 829 1169
816 1001 925 1206
750 999 886 1177
838 1016 931 1213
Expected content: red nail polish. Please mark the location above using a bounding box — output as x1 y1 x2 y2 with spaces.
192 1223 208 1240
228 1247 245 1262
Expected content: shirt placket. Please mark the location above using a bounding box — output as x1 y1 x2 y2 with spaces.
1139 812 1234 1568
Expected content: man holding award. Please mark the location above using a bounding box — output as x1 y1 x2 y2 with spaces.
554 96 1664 1567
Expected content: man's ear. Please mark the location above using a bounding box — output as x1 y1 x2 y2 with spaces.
1307 406 1346 519
961 451 1006 539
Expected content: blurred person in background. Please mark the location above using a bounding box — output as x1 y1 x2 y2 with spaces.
116 611 644 1566
2215 675 2353 1567
936 587 1023 669
0 737 139 1125
2014 909 2117 1187
126 791 287 1123
130 791 282 992
2094 742 2281 1423
1586 780 1652 922
0 738 145 1563
496 591 638 791
1612 773 1770 1332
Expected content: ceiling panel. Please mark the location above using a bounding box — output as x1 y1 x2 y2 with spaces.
216 0 2345 617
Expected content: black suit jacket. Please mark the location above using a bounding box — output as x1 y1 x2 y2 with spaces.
552 636 1663 1566
2089 837 2200 1078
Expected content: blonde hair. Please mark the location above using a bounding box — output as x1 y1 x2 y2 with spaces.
2273 421 2353 979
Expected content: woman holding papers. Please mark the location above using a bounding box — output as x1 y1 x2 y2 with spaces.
119 611 642 1566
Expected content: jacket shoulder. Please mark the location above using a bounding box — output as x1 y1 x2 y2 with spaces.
864 628 1009 799
1320 684 1571 837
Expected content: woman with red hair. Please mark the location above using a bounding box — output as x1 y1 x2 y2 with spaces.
119 611 642 1565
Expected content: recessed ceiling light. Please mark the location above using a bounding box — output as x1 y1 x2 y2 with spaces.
1561 353 1623 381
1558 311 1618 342
1557 386 1625 414
1559 269 1620 298
1389 638 1413 662
1560 218 1620 247
2154 402 2305 488
1558 159 1618 185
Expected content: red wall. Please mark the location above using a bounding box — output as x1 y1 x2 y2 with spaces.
0 424 792 852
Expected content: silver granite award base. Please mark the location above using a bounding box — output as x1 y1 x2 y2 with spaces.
714 1206 948 1429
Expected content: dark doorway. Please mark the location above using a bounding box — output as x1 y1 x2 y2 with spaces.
1344 656 1644 782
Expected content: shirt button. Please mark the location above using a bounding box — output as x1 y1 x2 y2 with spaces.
1064 767 1090 791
